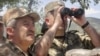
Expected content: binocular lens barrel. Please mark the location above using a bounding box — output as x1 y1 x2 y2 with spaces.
60 8 84 18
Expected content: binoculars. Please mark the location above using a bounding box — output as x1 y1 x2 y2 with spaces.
60 7 84 18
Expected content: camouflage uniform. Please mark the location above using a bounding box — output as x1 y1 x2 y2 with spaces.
44 1 95 56
65 48 100 56
38 29 95 56
1 7 40 56
47 30 94 56
0 40 35 56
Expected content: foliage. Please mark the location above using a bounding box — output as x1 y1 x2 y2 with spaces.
62 0 100 9
35 22 42 35
0 0 41 11
0 0 100 34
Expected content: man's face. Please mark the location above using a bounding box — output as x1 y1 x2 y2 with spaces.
13 16 35 45
0 23 3 38
46 12 68 31
46 13 55 27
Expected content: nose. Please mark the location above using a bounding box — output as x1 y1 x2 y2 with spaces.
28 23 35 32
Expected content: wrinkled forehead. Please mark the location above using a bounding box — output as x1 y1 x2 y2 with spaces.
7 16 35 27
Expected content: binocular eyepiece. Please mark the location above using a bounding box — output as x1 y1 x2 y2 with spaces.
60 7 84 19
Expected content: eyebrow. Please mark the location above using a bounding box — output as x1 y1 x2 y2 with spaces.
22 18 35 24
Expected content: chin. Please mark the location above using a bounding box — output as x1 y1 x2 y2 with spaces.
27 37 34 41
26 36 34 41
26 39 34 44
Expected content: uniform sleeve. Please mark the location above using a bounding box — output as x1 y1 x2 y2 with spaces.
82 38 95 49
76 32 95 49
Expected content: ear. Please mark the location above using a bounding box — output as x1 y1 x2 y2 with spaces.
7 27 15 36
45 18 50 25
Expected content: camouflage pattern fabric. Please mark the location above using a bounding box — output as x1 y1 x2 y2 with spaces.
65 49 91 56
0 41 34 56
90 48 100 56
65 48 100 56
35 30 95 56
0 38 16 56
47 30 95 56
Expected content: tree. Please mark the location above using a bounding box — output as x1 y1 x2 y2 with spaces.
0 0 41 34
0 0 41 12
62 0 100 9
0 0 19 11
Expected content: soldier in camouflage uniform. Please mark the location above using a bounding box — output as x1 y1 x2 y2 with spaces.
0 7 40 56
0 7 58 56
38 1 100 56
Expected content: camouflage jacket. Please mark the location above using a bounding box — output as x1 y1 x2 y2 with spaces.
65 48 100 56
36 30 95 56
0 41 35 56
48 30 95 56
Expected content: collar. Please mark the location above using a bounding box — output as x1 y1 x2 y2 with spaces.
7 41 27 56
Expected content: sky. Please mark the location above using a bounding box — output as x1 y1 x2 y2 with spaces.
0 0 100 19
39 0 100 19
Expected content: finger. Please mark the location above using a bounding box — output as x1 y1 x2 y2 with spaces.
57 6 64 13
71 16 77 22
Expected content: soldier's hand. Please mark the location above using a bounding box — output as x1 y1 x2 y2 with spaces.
54 6 64 26
69 8 88 26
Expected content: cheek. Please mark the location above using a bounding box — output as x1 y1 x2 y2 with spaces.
50 20 54 25
50 18 55 25
20 26 27 34
15 26 28 37
48 15 55 26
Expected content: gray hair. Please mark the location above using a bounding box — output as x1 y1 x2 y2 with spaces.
6 18 17 28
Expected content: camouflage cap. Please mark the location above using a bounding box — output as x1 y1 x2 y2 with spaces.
45 1 65 14
0 16 3 24
3 7 40 26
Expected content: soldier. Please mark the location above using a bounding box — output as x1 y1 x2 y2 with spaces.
39 1 100 56
0 7 40 56
0 7 61 56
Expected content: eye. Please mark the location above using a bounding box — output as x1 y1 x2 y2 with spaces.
23 22 29 26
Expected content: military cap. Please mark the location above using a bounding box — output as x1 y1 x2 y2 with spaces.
3 7 40 26
45 1 65 14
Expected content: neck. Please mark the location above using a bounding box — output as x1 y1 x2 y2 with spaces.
17 43 29 53
10 39 30 53
55 30 65 36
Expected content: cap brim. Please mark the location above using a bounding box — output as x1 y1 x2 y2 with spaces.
4 11 40 26
27 12 40 22
16 12 40 22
